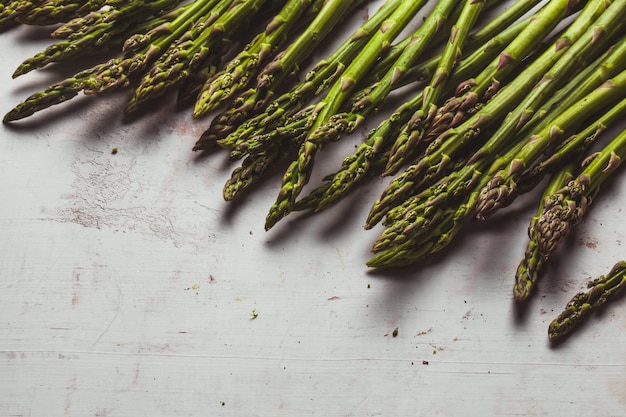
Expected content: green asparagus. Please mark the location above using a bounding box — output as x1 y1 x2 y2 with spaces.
549 261 626 342
265 0 430 230
366 0 614 229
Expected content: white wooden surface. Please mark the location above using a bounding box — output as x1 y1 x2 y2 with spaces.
1 3 626 416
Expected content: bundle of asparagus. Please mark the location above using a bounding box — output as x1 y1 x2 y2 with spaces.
2 0 626 342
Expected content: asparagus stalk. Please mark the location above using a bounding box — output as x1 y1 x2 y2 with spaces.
291 93 425 213
223 139 293 200
5 0 105 26
305 0 461 146
265 0 429 230
549 261 626 342
380 92 626 264
3 0 221 122
335 0 517 88
219 47 361 155
174 38 230 107
477 37 626 211
224 2 448 161
3 63 107 121
513 161 577 303
51 1 127 38
125 0 273 114
185 0 323 109
12 0 183 77
365 0 614 229
232 0 454 160
369 128 525 255
535 124 626 260
212 0 503 152
366 133 530 267
255 0 367 96
191 0 318 116
376 38 595 231
381 0 487 176
463 0 542 45
293 9 532 213
194 0 400 151
514 105 622 298
424 0 582 142
475 9 626 221
0 0 32 29
367 83 626 267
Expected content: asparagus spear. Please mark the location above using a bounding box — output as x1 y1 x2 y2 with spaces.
17 0 107 25
369 126 525 255
514 104 622 300
463 0 542 45
174 37 231 107
3 0 220 122
367 85 626 267
224 14 445 160
366 133 530 267
476 36 626 212
381 0 486 176
255 0 367 96
293 14 532 213
12 0 183 77
513 161 577 303
535 123 626 260
549 261 626 342
398 97 626 268
231 0 454 161
305 0 461 146
191 0 318 116
424 0 582 142
223 140 293 201
265 0 430 230
337 0 517 87
0 0 31 29
194 0 401 151
1 0 103 27
206 5 409 180
365 0 614 229
474 5 626 220
125 0 273 114
311 0 529 132
51 1 126 38
381 69 626 245
216 3 408 195
511 76 626 302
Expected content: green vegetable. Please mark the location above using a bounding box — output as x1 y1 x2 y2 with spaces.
265 0 435 230
2 0 626 342
549 261 626 342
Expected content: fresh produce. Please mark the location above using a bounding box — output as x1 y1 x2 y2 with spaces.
536 123 626 264
366 0 613 229
2 0 626 342
189 0 322 114
264 0 442 230
513 96 626 302
193 0 402 153
549 261 626 342
11 0 184 77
